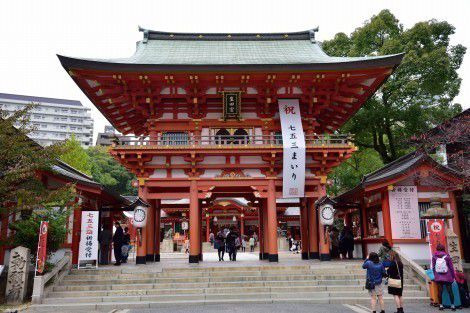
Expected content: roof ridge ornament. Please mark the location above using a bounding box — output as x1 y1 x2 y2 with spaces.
309 27 319 43
138 26 149 43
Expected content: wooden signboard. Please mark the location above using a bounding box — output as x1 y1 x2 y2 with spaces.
222 91 242 121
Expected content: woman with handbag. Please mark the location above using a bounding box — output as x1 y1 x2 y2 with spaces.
387 251 404 313
363 252 386 313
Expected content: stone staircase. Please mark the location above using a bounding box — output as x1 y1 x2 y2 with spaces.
30 261 428 312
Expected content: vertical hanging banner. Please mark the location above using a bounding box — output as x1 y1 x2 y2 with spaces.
427 219 446 256
35 221 48 275
78 211 99 268
278 99 306 198
388 186 421 239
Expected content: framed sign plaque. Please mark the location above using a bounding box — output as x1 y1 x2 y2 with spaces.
222 91 242 121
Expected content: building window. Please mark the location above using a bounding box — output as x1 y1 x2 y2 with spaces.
418 202 430 239
161 132 189 145
274 131 283 144
61 117 67 121
215 128 231 145
232 128 249 144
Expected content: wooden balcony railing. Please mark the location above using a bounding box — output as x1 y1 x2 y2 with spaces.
112 134 353 149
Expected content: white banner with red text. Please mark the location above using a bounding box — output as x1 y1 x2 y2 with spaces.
78 211 99 268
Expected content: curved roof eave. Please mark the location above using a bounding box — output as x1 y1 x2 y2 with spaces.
57 53 404 73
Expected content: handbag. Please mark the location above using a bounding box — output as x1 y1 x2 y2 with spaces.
365 273 375 290
388 262 402 289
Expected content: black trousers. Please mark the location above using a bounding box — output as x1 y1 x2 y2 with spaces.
114 244 122 263
218 246 225 260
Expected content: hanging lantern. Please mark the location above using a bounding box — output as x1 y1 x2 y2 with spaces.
132 205 147 228
213 216 218 222
233 216 237 222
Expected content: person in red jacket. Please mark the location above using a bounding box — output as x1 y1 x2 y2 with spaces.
432 244 456 311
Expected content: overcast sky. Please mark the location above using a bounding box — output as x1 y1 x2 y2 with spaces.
0 0 468 142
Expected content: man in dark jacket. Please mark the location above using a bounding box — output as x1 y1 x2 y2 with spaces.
98 223 112 265
226 228 239 261
113 221 124 266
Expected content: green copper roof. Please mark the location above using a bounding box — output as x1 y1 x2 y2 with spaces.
58 29 403 72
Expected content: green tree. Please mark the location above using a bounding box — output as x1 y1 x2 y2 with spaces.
9 206 71 262
322 9 465 163
328 148 384 195
87 146 137 195
0 104 75 213
60 134 92 175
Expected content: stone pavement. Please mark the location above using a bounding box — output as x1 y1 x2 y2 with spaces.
120 303 470 313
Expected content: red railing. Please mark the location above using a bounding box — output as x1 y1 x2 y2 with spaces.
113 134 353 148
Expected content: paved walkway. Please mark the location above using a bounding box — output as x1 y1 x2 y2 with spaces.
118 303 469 313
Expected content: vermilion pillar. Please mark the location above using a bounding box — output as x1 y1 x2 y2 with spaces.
71 206 82 265
136 186 148 264
267 179 278 262
300 201 309 260
262 201 269 260
154 200 161 262
240 216 245 238
308 198 319 259
258 206 265 260
381 189 393 246
319 186 330 261
146 202 155 262
189 180 200 263
206 216 210 242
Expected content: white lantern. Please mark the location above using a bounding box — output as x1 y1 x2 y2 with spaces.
213 216 218 222
319 203 335 226
132 205 147 228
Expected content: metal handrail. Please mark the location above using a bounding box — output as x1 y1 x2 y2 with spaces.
113 134 353 147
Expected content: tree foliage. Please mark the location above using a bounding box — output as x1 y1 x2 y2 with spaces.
9 206 70 261
59 134 92 175
328 148 384 195
0 105 75 213
322 9 465 163
87 146 137 196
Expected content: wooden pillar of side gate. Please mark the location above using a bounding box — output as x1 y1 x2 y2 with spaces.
300 200 310 260
319 185 330 261
71 205 82 265
307 198 319 259
381 189 393 246
189 180 200 263
258 206 265 260
136 186 148 264
146 201 155 262
262 200 270 260
154 200 161 262
267 179 278 262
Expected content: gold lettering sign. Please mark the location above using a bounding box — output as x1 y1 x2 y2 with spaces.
221 91 242 121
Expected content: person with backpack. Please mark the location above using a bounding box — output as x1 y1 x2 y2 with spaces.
363 252 386 313
387 251 404 313
432 244 456 311
214 230 226 261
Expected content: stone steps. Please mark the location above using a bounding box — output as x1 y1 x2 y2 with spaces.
31 261 428 311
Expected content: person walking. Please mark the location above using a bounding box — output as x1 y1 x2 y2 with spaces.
249 236 255 252
112 221 124 266
241 236 247 252
98 223 112 265
363 252 386 313
432 243 457 311
215 230 226 261
387 251 404 313
339 226 355 259
378 239 393 267
226 227 239 261
330 226 340 259
121 227 131 263
209 231 215 246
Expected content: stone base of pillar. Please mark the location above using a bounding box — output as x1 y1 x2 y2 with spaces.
320 253 331 261
199 253 203 261
262 253 269 260
136 256 146 264
146 254 154 262
301 252 309 260
259 253 263 260
154 254 160 262
309 252 319 259
189 255 199 263
268 254 278 262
